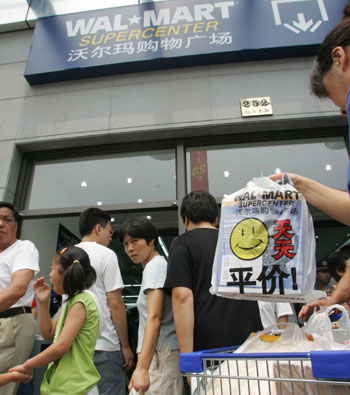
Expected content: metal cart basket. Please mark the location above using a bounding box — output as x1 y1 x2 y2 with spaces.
180 347 350 394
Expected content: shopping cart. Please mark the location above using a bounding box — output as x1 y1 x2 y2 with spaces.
180 347 350 394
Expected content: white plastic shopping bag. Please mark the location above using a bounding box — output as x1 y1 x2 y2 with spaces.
211 176 324 302
236 323 331 353
303 304 350 344
205 323 345 395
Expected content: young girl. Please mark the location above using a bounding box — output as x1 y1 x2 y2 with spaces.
119 217 183 395
10 246 103 395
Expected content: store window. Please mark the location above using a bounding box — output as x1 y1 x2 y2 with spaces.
186 137 350 261
26 149 176 210
18 135 350 296
186 137 348 197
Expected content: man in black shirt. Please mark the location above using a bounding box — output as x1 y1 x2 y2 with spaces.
164 191 262 353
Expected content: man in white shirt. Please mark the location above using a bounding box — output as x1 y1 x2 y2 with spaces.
77 208 133 395
0 202 39 395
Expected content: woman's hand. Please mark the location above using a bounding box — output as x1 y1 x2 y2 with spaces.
298 299 327 321
269 172 304 190
33 277 51 304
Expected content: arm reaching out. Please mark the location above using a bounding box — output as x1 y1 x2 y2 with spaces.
269 173 350 320
299 265 350 321
269 173 350 225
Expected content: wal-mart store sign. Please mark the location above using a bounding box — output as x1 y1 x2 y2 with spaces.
24 0 347 85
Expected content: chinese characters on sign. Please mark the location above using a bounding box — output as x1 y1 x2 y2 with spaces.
25 0 347 84
228 217 297 295
272 219 296 260
214 182 311 301
67 32 233 63
227 265 298 294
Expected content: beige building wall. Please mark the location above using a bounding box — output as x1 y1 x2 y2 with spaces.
0 29 346 202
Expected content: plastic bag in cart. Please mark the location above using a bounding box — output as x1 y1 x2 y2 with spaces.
237 322 332 353
210 176 325 303
303 304 350 344
203 323 347 395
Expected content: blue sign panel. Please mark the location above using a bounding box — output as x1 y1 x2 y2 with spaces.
24 0 347 85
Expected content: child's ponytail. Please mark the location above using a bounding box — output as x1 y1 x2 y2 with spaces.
57 246 96 299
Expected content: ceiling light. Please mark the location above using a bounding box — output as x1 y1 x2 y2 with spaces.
224 171 230 178
138 198 143 203
127 177 133 184
324 164 332 171
275 168 281 174
97 201 102 206
81 181 87 187
111 218 115 222
147 215 152 219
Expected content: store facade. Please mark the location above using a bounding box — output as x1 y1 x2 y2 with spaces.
0 0 349 297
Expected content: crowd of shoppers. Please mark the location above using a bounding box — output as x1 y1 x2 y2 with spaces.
2 5 350 395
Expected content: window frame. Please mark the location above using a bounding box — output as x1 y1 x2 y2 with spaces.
15 125 349 240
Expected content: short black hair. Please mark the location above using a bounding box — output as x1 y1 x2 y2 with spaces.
56 246 96 299
79 208 111 237
326 250 350 282
118 217 159 249
339 244 350 254
310 9 350 98
0 201 20 222
180 190 218 224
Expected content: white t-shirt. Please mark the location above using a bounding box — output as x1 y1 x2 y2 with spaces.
83 290 106 336
258 301 294 329
136 255 178 354
76 241 124 351
0 240 39 308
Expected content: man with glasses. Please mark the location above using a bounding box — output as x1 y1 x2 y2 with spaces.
77 208 133 395
0 201 39 395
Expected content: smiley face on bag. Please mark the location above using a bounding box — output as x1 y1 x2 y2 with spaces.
230 218 269 260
